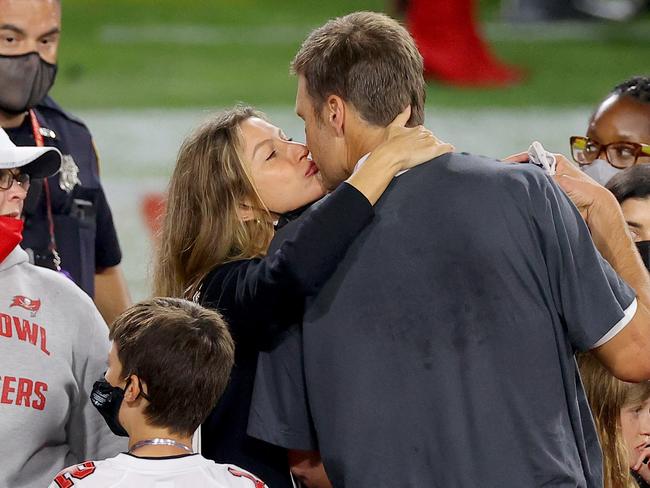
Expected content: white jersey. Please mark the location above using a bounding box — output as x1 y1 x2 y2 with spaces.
48 453 269 488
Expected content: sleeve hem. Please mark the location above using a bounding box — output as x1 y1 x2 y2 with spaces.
247 425 318 451
591 297 638 349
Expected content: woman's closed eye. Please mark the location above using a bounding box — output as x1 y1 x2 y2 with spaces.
265 133 295 160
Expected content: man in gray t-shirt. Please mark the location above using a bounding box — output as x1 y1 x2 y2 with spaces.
251 155 641 487
249 12 650 488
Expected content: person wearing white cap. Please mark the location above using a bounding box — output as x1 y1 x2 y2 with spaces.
0 128 126 488
0 127 62 181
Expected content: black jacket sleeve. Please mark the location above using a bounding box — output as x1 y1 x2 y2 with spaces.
201 182 373 343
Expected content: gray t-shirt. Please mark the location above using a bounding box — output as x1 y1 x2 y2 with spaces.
248 153 636 488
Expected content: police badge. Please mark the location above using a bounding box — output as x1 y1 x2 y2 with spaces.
59 154 81 193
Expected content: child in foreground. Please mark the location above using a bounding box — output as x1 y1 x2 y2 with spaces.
49 297 268 488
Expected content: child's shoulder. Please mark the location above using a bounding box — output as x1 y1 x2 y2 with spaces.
202 458 268 487
49 455 269 487
48 456 122 488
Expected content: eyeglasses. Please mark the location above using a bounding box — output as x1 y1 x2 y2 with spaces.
0 169 30 191
570 136 650 169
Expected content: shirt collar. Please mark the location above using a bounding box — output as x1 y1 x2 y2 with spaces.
353 153 371 174
352 152 408 177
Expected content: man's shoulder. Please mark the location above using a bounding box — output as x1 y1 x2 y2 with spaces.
394 152 552 200
36 97 91 132
405 151 546 180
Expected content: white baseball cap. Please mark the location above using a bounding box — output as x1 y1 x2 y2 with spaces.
0 127 61 178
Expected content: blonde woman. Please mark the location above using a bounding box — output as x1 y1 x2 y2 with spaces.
579 353 650 488
153 105 452 487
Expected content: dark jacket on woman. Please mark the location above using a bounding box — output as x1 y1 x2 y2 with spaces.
198 183 374 487
634 470 650 488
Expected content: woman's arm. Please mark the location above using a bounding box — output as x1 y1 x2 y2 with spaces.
201 182 373 326
202 128 452 337
348 123 452 205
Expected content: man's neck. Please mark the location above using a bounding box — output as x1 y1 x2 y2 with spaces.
347 125 389 173
128 425 194 458
0 110 27 129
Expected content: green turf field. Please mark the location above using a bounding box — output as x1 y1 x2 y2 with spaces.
51 0 650 110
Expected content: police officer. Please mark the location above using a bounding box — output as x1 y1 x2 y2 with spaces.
0 0 131 324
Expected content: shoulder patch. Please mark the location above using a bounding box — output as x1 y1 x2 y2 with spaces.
227 467 266 487
53 462 97 487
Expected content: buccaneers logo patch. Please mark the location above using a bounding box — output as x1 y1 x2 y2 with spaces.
10 296 41 316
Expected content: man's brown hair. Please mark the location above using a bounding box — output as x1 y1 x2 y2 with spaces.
292 11 425 127
110 297 235 436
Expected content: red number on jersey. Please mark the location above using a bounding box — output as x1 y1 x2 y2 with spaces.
228 467 266 488
53 462 97 488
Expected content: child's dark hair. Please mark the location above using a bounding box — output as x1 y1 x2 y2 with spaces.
606 165 650 203
110 297 234 436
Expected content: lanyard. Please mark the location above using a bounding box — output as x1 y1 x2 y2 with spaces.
129 438 194 455
28 110 61 271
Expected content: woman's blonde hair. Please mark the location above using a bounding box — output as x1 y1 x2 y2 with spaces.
153 106 274 299
578 352 650 488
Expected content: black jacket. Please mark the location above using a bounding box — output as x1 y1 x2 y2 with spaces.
198 183 373 487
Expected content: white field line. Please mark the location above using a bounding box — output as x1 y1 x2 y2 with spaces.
100 24 313 45
99 21 650 46
484 20 650 41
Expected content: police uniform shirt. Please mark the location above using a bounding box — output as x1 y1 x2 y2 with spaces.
4 98 122 297
248 153 637 488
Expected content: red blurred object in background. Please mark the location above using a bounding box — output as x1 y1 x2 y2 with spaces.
404 0 524 87
141 192 166 242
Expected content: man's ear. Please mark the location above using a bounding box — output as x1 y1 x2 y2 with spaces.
325 95 346 137
124 374 142 403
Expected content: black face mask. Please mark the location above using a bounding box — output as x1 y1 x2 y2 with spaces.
637 240 650 271
90 377 130 437
0 52 58 114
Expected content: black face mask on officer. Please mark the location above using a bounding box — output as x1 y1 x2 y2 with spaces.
0 52 57 114
90 375 150 437
637 241 650 271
